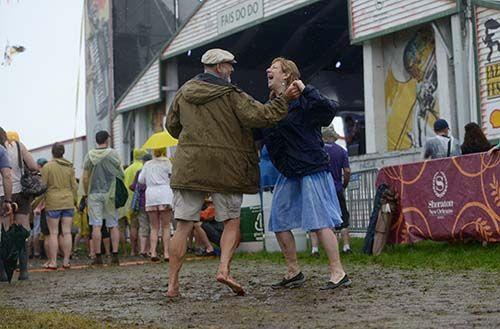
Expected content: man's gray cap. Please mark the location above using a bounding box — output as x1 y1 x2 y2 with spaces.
322 126 340 141
201 48 237 65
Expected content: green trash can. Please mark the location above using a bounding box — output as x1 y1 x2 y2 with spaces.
237 194 264 252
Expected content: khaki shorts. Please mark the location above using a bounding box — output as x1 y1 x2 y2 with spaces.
88 193 118 228
172 189 242 222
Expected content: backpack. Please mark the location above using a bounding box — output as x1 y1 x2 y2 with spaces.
114 177 128 208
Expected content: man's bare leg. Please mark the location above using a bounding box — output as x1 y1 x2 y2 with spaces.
316 228 345 283
216 218 244 296
110 226 120 253
167 220 194 297
275 230 300 278
92 225 102 254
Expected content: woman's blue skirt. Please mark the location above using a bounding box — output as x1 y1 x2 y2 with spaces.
268 170 343 232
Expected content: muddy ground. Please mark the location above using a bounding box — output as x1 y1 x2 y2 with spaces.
1 257 499 329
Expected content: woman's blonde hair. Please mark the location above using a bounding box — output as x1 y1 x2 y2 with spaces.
269 57 301 99
153 148 166 158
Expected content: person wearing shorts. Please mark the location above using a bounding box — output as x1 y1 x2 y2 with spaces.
82 130 124 266
138 148 173 262
165 48 299 298
40 143 78 269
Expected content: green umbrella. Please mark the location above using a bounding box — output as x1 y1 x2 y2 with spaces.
0 224 30 282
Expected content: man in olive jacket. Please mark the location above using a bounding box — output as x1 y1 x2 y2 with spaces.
166 48 301 297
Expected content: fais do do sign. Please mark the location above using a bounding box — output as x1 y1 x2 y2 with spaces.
217 0 264 34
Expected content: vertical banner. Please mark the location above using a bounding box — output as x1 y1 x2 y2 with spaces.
85 0 113 150
476 5 500 141
383 26 440 151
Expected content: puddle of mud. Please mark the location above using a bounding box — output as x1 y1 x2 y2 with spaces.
1 258 499 329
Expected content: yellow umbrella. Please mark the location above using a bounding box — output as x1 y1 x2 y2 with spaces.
142 131 178 149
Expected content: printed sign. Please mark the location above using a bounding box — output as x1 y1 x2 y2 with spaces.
476 6 500 140
240 205 264 242
217 0 264 34
486 61 500 99
376 152 500 244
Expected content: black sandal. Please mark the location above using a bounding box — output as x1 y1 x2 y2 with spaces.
320 274 351 290
271 272 306 289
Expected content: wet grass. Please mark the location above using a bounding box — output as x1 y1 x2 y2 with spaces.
0 306 159 329
234 238 500 271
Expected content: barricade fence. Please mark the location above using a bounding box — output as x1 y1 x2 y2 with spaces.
344 168 378 233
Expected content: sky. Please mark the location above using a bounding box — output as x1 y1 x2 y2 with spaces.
0 0 85 150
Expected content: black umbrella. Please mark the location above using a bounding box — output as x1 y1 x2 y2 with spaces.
0 223 30 283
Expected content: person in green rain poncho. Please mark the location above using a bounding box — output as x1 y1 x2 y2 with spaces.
82 131 124 266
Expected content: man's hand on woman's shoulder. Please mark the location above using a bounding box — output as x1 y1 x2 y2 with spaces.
283 81 302 102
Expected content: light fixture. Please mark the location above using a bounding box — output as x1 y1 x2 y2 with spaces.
335 61 341 69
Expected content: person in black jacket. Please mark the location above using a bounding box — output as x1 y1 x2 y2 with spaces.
461 122 492 155
262 57 351 291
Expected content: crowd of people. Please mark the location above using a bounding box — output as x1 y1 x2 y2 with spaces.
0 129 222 280
1 48 498 298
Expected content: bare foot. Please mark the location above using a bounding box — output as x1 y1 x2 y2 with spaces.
216 273 245 296
166 290 180 298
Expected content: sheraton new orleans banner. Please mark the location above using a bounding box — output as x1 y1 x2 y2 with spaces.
376 152 500 244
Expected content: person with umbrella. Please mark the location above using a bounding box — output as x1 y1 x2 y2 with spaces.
138 147 173 262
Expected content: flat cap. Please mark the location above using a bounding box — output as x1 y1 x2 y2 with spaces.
201 48 237 65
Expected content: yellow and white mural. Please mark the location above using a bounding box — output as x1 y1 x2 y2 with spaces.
384 26 440 151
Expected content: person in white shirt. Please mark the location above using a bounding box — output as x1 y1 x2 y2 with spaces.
138 148 173 262
423 119 461 159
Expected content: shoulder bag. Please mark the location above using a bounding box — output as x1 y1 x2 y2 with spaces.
16 142 47 197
